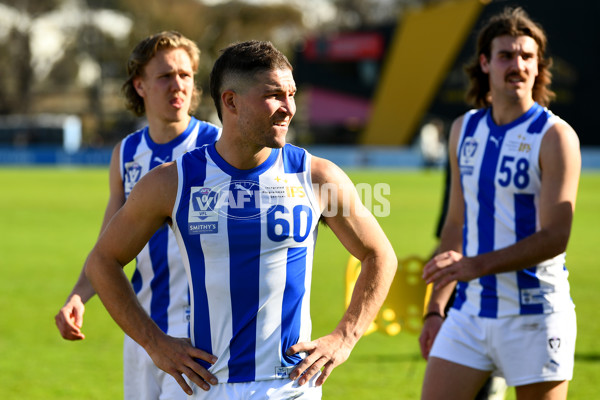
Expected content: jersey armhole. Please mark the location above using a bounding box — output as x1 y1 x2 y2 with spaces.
171 158 186 231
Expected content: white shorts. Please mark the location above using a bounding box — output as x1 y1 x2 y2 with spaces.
429 308 576 387
189 373 322 399
123 334 188 400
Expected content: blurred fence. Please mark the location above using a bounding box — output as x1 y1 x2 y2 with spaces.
1 145 600 170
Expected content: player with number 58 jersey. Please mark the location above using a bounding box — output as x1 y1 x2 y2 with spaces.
453 102 574 318
420 8 580 398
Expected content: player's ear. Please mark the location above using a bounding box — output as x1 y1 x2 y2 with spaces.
221 90 237 115
479 53 490 74
133 76 145 98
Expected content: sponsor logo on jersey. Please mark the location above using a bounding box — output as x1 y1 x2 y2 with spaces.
520 287 555 305
153 155 170 164
518 142 532 152
506 134 533 153
489 135 502 148
187 179 291 233
274 176 306 198
275 366 294 378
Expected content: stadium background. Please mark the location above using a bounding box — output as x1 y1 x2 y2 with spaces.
1 0 598 398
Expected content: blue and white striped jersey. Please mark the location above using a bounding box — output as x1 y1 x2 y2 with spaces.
119 117 220 337
453 103 574 318
171 143 321 383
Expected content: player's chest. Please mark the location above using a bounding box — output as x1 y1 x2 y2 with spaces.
459 128 540 191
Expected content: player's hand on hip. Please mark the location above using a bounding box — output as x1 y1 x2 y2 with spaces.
55 294 86 340
146 335 218 395
286 332 352 387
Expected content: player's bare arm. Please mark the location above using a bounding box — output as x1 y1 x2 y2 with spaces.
85 162 218 395
287 157 397 386
55 142 126 340
423 121 581 290
419 116 464 359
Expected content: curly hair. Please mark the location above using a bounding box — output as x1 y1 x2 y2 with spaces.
464 7 555 108
122 31 201 117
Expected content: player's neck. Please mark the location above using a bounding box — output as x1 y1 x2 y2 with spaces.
214 134 272 171
490 97 535 126
146 115 191 144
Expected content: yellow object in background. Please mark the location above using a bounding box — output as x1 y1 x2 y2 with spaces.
363 0 485 145
345 254 432 336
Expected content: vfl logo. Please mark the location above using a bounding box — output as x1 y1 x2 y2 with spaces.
125 162 142 183
462 137 478 158
188 187 219 235
459 137 478 176
548 337 561 351
191 188 219 218
124 162 142 196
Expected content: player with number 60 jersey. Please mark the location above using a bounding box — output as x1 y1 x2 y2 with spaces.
172 142 319 383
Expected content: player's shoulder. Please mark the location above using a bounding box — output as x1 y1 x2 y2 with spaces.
450 108 489 140
542 117 580 154
111 125 147 162
195 118 222 137
456 108 488 129
184 143 210 160
114 125 147 160
125 161 178 215
280 143 311 173
121 125 147 143
140 161 178 192
450 114 466 134
110 140 122 159
310 155 349 186
196 118 220 129
448 112 470 144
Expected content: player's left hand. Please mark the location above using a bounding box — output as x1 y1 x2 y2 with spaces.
55 294 86 340
422 250 478 289
419 315 444 360
286 331 353 387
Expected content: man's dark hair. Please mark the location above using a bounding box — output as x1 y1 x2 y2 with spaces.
209 40 292 121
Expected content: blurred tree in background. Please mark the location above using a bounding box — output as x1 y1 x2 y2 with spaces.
0 0 421 146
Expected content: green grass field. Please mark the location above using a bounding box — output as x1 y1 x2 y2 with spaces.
1 167 598 399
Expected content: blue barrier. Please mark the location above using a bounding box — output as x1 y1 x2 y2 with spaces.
1 145 599 170
0 147 112 166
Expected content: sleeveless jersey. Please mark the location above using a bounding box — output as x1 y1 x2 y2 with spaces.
120 117 220 337
171 143 321 383
453 102 574 318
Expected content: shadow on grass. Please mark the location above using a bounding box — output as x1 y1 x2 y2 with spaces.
355 353 600 363
575 352 600 362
